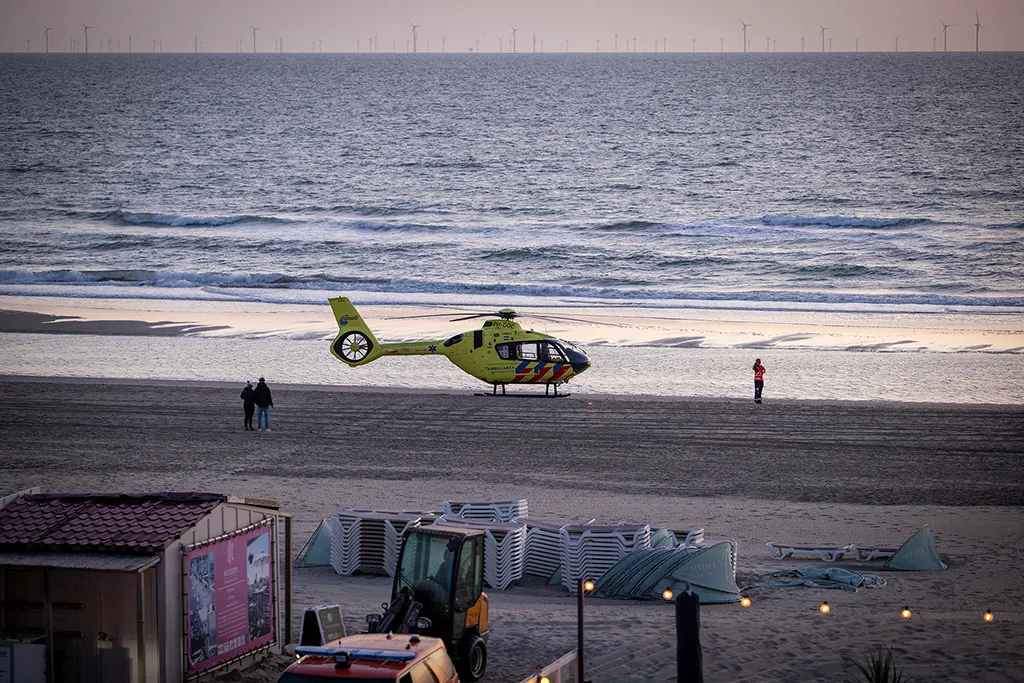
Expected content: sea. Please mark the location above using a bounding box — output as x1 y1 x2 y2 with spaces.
1 52 1022 403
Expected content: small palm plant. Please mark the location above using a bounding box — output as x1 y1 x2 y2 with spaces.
855 646 909 683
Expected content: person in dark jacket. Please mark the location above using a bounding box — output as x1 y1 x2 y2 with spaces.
240 381 256 431
253 377 273 432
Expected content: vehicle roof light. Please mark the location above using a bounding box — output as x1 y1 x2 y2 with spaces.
293 646 417 664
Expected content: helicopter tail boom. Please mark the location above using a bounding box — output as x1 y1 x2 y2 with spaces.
329 297 383 366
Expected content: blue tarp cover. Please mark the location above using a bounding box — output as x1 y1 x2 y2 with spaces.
593 542 740 604
749 567 887 592
884 525 947 571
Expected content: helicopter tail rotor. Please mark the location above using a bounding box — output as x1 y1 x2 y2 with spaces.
329 297 382 366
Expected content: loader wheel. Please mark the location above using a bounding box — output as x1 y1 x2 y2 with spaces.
334 331 373 363
458 634 487 682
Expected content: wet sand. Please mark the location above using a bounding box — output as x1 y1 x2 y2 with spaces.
2 377 1022 682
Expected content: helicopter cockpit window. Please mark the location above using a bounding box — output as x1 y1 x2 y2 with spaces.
443 334 463 348
519 342 538 361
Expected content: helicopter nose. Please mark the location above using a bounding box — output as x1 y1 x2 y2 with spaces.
571 357 591 374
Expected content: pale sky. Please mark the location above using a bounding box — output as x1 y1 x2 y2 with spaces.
3 0 1023 53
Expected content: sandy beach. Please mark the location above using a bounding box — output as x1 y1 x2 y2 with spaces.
2 377 1023 682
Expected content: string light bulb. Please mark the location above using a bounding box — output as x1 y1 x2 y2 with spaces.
819 601 831 614
984 610 994 623
741 595 751 608
540 677 550 683
583 579 595 593
662 589 673 601
901 606 912 619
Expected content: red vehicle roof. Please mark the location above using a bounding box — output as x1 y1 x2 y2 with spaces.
284 634 451 681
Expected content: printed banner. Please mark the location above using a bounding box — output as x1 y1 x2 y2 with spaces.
185 523 275 674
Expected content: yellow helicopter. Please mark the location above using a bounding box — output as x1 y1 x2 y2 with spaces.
328 297 591 396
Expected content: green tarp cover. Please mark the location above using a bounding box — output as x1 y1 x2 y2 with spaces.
750 567 887 592
593 542 740 604
297 519 331 567
884 525 947 571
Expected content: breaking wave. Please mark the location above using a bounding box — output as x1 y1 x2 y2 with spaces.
1 268 1021 310
759 215 933 229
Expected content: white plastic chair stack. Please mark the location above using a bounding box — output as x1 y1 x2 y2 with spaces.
384 516 425 577
434 517 527 590
524 520 564 578
442 499 528 523
330 510 421 576
560 523 651 593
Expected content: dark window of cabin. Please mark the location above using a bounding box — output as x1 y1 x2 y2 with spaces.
495 343 513 360
443 334 463 348
473 330 483 348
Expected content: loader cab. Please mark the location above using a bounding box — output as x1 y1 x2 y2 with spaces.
387 527 488 681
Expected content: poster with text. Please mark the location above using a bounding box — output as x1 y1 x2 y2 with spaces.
185 523 275 674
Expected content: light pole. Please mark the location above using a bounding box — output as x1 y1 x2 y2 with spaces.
577 577 594 682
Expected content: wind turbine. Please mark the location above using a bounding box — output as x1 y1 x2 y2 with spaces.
532 30 536 53
42 24 52 53
128 34 133 53
408 20 420 53
194 33 198 53
692 38 696 52
894 36 899 52
440 34 446 53
975 8 983 52
510 25 519 53
614 32 618 52
251 25 259 53
739 20 751 53
766 37 770 52
801 35 805 52
819 24 830 52
939 18 952 52
81 22 93 53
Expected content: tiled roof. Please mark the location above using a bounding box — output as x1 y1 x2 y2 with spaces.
0 492 225 553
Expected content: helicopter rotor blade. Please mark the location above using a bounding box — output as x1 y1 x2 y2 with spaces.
448 313 495 322
384 311 481 320
520 313 625 327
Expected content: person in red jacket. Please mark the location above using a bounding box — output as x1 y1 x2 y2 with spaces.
753 359 766 404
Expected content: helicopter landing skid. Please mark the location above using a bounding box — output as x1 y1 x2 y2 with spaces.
474 383 570 398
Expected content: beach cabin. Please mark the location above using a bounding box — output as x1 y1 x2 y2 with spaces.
0 489 293 683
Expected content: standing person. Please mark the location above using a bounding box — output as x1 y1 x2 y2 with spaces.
753 358 766 404
253 377 273 432
240 381 256 431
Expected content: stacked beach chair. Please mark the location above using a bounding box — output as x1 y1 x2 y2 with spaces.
442 499 528 523
434 516 528 590
439 499 530 588
524 520 565 578
330 510 425 576
560 523 651 593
